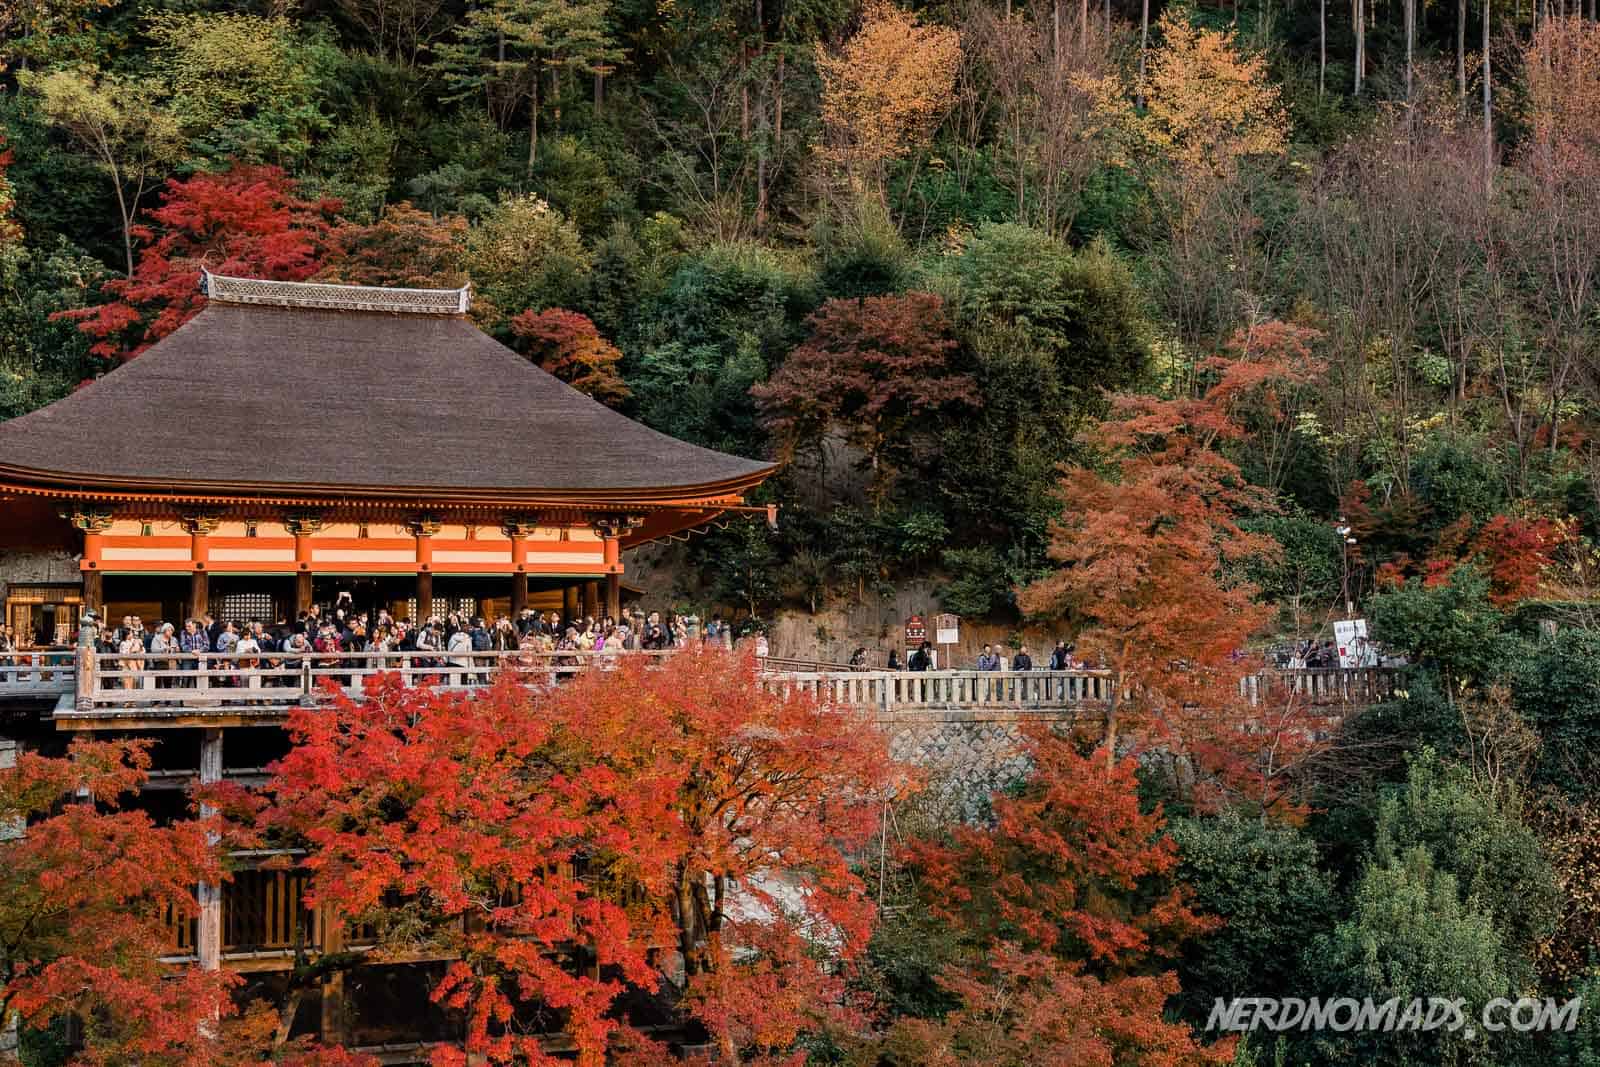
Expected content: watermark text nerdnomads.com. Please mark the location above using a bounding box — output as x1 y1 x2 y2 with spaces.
1207 997 1582 1040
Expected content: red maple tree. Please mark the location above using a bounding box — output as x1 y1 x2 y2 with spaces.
248 649 896 1066
58 164 339 360
316 202 470 290
508 308 630 406
0 135 21 247
1018 329 1331 812
894 733 1228 1066
752 292 977 505
0 738 233 1065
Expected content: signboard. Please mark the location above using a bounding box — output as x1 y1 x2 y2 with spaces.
935 613 959 645
904 614 927 642
1333 618 1371 668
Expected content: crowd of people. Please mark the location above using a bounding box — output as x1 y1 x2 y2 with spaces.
88 601 734 691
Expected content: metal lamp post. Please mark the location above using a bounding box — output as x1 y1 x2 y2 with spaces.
1335 518 1356 619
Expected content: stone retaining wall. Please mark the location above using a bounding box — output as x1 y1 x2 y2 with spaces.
876 707 1087 821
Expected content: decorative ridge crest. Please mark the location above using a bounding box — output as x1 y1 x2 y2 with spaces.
201 270 472 316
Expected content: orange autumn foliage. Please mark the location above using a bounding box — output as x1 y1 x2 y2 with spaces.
248 649 898 1066
1019 330 1334 813
0 739 237 1066
895 734 1229 1066
816 1 961 199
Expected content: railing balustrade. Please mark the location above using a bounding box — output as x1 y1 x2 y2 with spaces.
0 645 1402 718
0 650 75 694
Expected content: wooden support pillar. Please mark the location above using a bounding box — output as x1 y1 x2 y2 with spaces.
197 728 224 972
582 580 599 619
320 913 347 1045
506 518 531 618
81 569 103 613
286 513 325 618
409 515 441 623
415 571 434 623
189 572 209 621
72 509 112 613
605 573 621 620
562 584 579 623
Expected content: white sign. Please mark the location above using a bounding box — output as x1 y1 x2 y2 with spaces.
935 613 959 645
1333 618 1372 668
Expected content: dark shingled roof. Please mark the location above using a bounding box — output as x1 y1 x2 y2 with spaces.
0 279 775 502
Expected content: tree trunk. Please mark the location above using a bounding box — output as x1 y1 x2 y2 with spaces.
1321 0 1328 97
1139 0 1150 93
1405 0 1415 100
1354 0 1365 95
594 71 603 113
527 67 539 176
1458 0 1467 100
112 175 134 278
1483 0 1493 197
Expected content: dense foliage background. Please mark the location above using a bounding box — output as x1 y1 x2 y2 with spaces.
7 0 1600 1063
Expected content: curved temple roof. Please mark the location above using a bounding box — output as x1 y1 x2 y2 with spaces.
0 274 775 506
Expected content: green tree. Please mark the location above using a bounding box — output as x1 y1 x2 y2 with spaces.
145 12 333 167
1240 512 1343 634
936 226 1151 565
1169 811 1336 1024
1367 567 1510 699
630 242 813 454
1372 750 1560 985
21 67 182 276
434 0 621 174
464 193 592 325
1514 628 1600 799
1314 846 1509 1066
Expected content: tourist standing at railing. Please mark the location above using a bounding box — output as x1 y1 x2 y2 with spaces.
976 645 1001 671
446 625 473 686
1048 642 1070 671
641 611 668 651
908 641 932 672
117 628 144 692
150 624 179 690
235 629 262 694
1011 645 1034 671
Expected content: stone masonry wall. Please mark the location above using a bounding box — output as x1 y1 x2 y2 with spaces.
876 707 1085 821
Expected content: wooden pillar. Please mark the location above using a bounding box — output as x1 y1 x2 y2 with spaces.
562 584 579 622
81 570 103 613
72 509 112 613
409 516 441 623
415 571 434 623
582 580 599 619
197 728 224 971
182 514 221 623
189 572 209 621
286 513 324 618
605 573 620 620
505 518 531 618
320 914 347 1044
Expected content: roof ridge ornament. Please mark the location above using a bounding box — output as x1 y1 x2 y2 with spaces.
200 269 472 316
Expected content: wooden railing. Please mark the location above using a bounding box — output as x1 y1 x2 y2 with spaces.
773 666 1402 711
0 646 1404 720
0 650 75 695
68 649 675 719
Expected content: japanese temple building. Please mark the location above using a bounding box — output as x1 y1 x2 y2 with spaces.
0 272 776 643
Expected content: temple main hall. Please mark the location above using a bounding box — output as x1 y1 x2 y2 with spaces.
0 272 775 640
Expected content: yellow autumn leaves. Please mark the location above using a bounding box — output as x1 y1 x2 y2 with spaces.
816 4 1288 204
